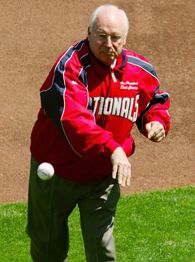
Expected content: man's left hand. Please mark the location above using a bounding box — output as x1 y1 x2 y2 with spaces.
145 121 165 142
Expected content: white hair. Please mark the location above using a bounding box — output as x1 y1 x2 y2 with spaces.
89 4 129 35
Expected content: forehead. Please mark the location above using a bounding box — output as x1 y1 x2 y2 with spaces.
93 10 126 35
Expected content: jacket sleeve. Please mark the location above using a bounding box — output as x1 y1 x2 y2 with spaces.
136 70 170 136
40 56 120 158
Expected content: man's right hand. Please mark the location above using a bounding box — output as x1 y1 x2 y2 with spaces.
110 147 131 187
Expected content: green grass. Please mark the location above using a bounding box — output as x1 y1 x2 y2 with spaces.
115 187 195 262
0 187 194 261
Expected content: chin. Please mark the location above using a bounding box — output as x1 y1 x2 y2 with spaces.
102 59 113 65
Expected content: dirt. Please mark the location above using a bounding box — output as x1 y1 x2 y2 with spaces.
0 0 194 203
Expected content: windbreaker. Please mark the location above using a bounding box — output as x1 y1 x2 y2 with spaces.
30 39 170 183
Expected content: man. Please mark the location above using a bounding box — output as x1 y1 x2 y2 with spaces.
26 4 170 262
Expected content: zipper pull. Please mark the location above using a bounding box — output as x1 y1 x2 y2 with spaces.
111 71 117 83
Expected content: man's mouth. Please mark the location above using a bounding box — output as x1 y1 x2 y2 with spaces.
103 51 115 56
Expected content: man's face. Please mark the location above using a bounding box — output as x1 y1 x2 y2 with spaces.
88 13 127 65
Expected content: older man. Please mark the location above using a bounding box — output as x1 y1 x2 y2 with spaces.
26 4 170 262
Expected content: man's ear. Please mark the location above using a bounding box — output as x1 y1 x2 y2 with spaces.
87 27 91 36
87 27 91 40
123 34 127 45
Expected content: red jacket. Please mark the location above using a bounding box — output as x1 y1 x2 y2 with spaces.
30 39 170 182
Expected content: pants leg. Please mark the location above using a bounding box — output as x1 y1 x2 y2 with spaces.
78 177 120 262
26 158 77 262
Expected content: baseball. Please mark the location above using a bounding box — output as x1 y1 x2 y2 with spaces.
37 162 55 181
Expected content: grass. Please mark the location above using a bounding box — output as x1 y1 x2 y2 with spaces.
0 187 194 261
115 187 195 262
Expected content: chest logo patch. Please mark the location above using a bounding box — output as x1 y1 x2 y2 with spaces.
120 81 138 90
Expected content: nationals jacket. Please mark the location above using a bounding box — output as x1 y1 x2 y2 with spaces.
30 39 170 182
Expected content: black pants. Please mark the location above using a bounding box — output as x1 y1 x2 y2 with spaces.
26 158 120 262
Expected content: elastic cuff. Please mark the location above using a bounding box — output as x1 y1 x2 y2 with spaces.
103 139 120 156
122 136 135 157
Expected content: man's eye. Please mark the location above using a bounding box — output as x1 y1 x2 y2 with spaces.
111 36 121 41
98 34 107 39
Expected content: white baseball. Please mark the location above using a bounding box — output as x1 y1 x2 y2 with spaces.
37 162 55 181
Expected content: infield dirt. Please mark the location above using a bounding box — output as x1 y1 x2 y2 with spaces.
0 0 194 202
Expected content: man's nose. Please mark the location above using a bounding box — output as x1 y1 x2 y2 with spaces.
104 36 113 47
